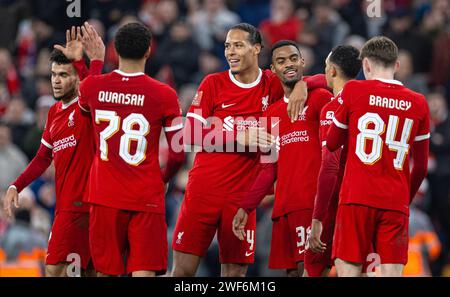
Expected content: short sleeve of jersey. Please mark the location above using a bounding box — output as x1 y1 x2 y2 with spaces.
41 105 54 149
78 76 93 113
186 75 215 125
332 83 353 130
163 87 183 132
265 70 284 105
320 101 335 145
414 95 431 142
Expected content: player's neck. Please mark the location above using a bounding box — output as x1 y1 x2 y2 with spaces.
60 92 78 105
333 78 347 96
233 66 260 84
282 86 294 99
118 58 146 74
366 69 395 81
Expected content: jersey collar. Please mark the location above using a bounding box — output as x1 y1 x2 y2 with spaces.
62 97 78 109
114 69 145 77
374 78 403 86
228 69 262 89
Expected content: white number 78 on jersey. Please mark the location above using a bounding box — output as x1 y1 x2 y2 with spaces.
95 109 150 166
356 112 413 170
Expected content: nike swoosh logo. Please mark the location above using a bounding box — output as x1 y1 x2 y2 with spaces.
222 103 236 108
298 249 305 254
271 120 280 129
245 251 254 257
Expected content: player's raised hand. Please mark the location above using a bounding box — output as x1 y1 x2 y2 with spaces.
232 208 248 241
308 219 327 253
81 22 105 61
3 186 20 218
54 26 83 61
237 127 275 149
287 80 308 123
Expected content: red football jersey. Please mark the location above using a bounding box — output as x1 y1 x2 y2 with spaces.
79 70 183 213
264 88 332 218
331 79 430 214
41 98 95 214
186 69 284 199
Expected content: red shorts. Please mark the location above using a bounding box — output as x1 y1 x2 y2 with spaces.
46 211 91 269
269 209 312 270
172 191 256 264
89 204 167 275
332 204 409 265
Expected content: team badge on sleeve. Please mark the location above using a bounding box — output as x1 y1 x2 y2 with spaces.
191 91 203 106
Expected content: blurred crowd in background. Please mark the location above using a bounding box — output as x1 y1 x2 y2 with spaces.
0 0 449 277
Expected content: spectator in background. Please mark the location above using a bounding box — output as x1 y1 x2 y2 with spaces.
193 51 223 84
336 0 388 39
395 50 429 94
0 206 47 261
427 91 450 275
384 8 432 74
151 0 181 43
152 18 200 88
0 123 28 191
2 96 34 151
258 0 303 67
259 0 303 48
88 0 141 31
297 45 317 75
30 19 54 53
0 83 10 116
425 0 450 88
0 0 29 51
22 95 55 160
404 193 442 277
303 0 349 72
104 14 140 72
189 0 240 57
343 34 366 52
0 48 21 96
420 0 449 40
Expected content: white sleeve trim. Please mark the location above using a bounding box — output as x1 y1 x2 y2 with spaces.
41 139 53 149
414 133 430 142
322 141 327 147
164 123 184 132
78 101 90 113
332 117 348 129
186 112 207 125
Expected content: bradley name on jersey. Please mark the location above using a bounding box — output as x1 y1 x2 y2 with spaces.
368 94 412 111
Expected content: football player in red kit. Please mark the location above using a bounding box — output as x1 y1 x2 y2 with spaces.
3 25 104 276
232 40 332 276
78 22 185 277
326 36 429 277
171 23 327 277
305 45 361 277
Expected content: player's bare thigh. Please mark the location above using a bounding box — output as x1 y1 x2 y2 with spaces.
46 263 96 277
221 263 248 277
171 250 202 277
45 264 68 277
335 258 363 277
286 262 304 277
